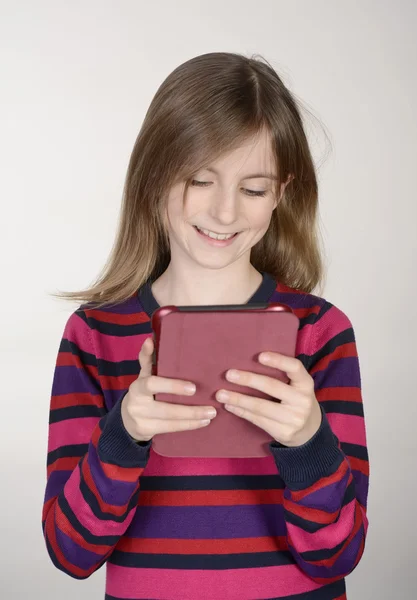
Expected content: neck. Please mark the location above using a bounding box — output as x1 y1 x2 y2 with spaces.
151 260 263 307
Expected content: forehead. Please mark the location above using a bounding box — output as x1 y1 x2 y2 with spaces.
204 129 275 175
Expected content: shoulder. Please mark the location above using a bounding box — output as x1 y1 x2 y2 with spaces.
273 282 355 344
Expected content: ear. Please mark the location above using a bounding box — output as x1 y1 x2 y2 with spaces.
275 173 294 208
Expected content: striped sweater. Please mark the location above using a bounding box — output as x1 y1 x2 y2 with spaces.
42 272 369 600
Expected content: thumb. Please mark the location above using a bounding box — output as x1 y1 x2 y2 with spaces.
138 336 154 378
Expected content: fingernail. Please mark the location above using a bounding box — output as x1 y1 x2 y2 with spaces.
227 370 239 381
184 383 196 394
205 408 217 418
200 419 211 426
259 353 270 362
217 390 229 402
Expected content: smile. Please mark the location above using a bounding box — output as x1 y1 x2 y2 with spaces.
194 226 239 241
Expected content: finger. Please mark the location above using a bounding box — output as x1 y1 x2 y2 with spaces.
221 403 290 440
225 369 303 405
150 400 217 422
138 337 154 378
258 353 313 389
133 374 196 398
145 417 213 436
216 390 297 424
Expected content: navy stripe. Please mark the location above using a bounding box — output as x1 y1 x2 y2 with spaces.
47 443 89 465
308 327 355 369
79 467 139 523
139 474 285 492
50 405 106 424
108 549 295 570
322 400 364 417
340 441 368 461
58 488 122 546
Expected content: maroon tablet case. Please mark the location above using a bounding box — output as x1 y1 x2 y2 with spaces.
151 304 299 458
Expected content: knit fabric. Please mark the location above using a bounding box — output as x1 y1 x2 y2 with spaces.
42 273 369 599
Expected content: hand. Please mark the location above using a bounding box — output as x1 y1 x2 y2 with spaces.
215 352 322 447
121 337 217 442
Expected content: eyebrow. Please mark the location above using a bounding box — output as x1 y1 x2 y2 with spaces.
205 167 278 180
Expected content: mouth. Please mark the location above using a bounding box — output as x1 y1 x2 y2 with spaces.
193 225 240 241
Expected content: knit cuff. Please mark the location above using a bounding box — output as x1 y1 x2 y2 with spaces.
269 404 342 488
98 391 152 468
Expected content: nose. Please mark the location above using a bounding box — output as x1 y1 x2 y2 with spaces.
208 186 239 226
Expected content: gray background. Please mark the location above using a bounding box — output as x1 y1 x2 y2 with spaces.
1 0 416 598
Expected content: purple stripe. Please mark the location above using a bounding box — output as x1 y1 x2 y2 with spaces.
313 357 361 389
128 504 286 539
52 365 99 396
103 388 127 411
55 525 102 570
352 470 368 508
270 291 321 309
295 524 364 579
92 296 142 315
286 468 351 513
44 470 72 502
88 446 138 506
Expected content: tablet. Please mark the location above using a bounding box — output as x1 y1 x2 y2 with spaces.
151 303 299 458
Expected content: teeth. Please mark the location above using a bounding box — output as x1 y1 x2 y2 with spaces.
197 227 235 240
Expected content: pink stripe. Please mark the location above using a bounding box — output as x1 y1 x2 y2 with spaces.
286 498 356 553
64 313 95 353
294 327 310 357
48 417 99 453
327 414 366 446
297 306 351 358
106 563 324 599
93 333 150 362
64 466 137 537
145 448 279 476
314 305 351 346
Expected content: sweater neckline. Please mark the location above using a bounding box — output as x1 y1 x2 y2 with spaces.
138 271 277 318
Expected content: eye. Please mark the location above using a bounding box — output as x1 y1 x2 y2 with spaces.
244 189 267 197
190 180 211 187
191 180 267 197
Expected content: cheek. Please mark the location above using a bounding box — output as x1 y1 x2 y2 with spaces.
246 201 276 230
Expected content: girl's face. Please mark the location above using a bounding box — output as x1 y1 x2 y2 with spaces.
164 129 289 272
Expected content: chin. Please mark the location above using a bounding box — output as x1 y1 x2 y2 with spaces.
189 252 238 271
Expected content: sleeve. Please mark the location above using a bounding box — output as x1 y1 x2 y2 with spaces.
42 309 152 579
269 301 370 584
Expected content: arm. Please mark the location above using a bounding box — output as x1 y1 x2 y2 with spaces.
42 309 151 579
270 301 369 584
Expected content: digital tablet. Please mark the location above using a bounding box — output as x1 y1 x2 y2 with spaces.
151 303 299 458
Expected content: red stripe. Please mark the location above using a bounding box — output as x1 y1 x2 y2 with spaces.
310 342 357 375
348 456 369 476
284 498 339 525
91 426 145 483
56 352 99 381
86 308 150 325
45 503 90 577
139 488 283 507
50 393 103 410
55 500 112 555
293 306 320 320
306 501 364 569
47 456 80 476
288 461 349 502
100 373 137 392
316 387 362 402
82 455 138 516
118 535 289 554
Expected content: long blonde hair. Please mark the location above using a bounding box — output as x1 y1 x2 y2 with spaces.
52 52 329 309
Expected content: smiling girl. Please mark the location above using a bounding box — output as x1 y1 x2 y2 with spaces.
42 52 369 600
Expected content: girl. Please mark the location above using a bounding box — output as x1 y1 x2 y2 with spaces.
42 52 369 600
